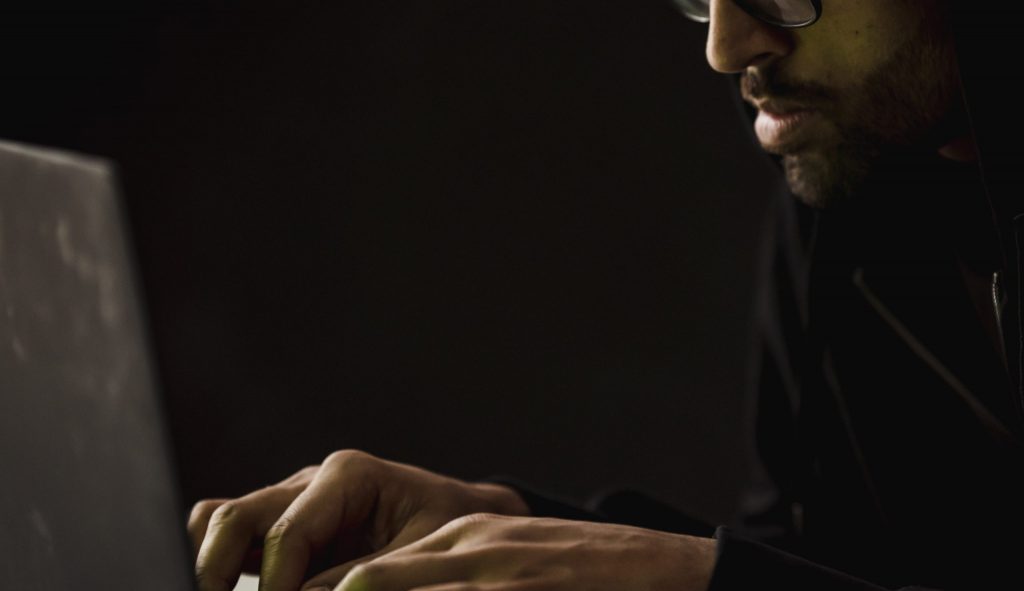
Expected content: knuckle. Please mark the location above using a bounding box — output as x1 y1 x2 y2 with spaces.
208 500 244 526
450 511 498 530
188 499 222 527
323 449 375 470
346 563 380 586
263 514 298 545
324 448 364 464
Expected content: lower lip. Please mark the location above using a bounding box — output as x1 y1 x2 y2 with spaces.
755 109 818 151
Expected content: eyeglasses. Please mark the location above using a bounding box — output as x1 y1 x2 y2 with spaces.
673 0 822 28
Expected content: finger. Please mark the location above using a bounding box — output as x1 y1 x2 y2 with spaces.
334 552 477 591
332 544 550 591
194 486 304 591
189 498 231 558
192 466 319 581
259 451 384 591
409 578 559 591
389 513 507 556
300 513 445 590
299 547 392 591
327 516 544 589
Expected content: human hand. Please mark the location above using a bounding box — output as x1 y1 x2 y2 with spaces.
187 450 530 591
308 513 718 591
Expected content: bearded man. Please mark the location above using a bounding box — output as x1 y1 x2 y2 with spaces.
189 2 1024 589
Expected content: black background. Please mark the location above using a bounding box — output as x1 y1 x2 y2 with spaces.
2 0 783 525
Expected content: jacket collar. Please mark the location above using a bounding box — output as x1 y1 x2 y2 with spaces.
801 146 1024 441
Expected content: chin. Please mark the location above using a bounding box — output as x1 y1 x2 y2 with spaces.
782 150 864 211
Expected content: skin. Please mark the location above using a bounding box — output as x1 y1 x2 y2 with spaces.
709 0 970 208
191 2 971 590
189 451 532 591
188 451 716 591
318 514 716 591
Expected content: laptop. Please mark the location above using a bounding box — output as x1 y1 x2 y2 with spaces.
0 140 255 590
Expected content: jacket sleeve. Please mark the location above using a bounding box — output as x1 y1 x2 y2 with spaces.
707 527 945 591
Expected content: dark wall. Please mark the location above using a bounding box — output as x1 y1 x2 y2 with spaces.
3 0 783 525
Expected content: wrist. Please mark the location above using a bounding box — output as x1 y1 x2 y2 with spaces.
671 533 718 591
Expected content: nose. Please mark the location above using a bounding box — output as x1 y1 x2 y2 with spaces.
706 0 794 73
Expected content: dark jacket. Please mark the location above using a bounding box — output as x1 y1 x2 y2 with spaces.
704 2 1024 584
488 4 1024 589
710 148 1024 591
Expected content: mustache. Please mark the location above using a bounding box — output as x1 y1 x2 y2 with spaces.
740 68 835 109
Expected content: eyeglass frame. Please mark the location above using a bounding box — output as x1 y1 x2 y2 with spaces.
677 0 823 29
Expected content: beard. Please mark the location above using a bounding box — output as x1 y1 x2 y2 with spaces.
742 11 963 209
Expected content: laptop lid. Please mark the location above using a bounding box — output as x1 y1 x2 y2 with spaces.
0 140 195 590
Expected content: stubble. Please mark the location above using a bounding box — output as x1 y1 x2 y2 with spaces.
743 11 962 209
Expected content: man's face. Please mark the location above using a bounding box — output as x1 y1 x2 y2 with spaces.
706 0 962 208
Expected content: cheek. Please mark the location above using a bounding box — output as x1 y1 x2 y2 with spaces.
799 8 901 88
815 36 886 88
